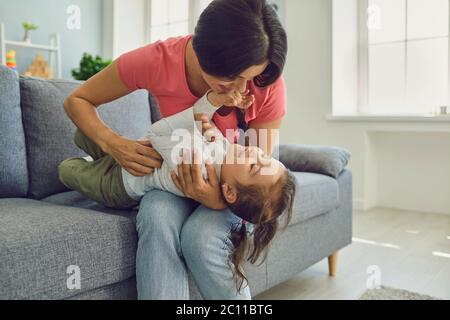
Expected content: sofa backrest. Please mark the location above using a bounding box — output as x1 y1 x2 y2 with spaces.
21 76 152 199
0 66 29 198
0 65 153 200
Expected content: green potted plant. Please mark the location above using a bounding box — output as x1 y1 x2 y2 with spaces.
22 21 39 43
71 53 112 81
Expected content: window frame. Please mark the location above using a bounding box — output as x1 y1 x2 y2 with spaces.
332 0 450 117
146 0 209 43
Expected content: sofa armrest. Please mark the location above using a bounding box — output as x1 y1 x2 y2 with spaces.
276 144 351 178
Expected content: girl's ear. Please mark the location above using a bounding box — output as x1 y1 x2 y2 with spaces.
221 183 237 204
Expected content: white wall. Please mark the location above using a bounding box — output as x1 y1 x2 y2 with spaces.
372 132 450 213
0 0 103 79
281 0 450 215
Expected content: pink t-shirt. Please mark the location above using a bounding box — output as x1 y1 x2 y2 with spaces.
117 35 286 139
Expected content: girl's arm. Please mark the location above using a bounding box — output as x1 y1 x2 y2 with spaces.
144 93 220 167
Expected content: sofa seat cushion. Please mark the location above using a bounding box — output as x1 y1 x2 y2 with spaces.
0 198 137 300
38 193 271 297
42 191 139 218
289 172 340 225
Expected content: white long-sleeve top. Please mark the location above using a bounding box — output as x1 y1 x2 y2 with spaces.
121 93 232 200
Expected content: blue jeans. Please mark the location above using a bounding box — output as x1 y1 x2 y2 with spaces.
135 189 252 299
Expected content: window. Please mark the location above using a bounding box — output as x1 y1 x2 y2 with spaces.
149 0 189 42
148 0 284 42
148 0 213 42
333 0 449 116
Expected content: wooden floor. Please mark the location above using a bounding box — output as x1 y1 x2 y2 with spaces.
255 207 450 300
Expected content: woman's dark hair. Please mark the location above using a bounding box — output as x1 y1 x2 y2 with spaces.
193 0 287 87
227 170 297 292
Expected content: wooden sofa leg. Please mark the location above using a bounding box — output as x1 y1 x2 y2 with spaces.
328 251 338 277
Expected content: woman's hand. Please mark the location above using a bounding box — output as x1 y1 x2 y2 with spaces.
170 149 227 210
105 135 163 177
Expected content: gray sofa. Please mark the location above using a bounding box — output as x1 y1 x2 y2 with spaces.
0 65 352 300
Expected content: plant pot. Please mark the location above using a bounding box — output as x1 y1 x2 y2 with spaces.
23 31 31 44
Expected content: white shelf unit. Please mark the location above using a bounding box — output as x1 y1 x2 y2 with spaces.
0 23 62 78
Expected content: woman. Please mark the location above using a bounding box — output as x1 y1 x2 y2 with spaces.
63 0 287 299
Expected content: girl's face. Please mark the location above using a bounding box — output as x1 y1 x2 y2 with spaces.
201 61 270 94
221 144 285 191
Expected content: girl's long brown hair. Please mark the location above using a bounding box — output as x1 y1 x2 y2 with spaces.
227 170 297 292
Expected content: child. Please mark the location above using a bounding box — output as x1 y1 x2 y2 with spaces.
58 90 297 291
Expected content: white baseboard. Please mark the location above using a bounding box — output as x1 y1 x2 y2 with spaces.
351 199 448 215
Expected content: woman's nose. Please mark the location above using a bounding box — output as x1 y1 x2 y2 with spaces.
232 79 247 93
239 84 247 93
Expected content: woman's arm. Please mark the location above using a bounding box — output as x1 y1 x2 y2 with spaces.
64 60 163 177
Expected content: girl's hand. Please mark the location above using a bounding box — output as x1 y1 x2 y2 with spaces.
208 89 255 110
194 113 220 142
194 113 214 135
105 135 163 177
170 149 227 210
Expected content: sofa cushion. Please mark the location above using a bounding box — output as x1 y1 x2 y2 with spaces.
0 66 28 198
42 191 271 297
290 172 339 225
19 76 151 199
42 190 139 218
278 144 350 178
0 198 137 299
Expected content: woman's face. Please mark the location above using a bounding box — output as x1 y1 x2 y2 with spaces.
201 61 270 94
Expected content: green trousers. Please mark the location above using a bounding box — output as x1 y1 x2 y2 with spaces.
58 129 140 209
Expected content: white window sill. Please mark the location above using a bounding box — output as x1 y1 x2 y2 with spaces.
326 114 450 122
